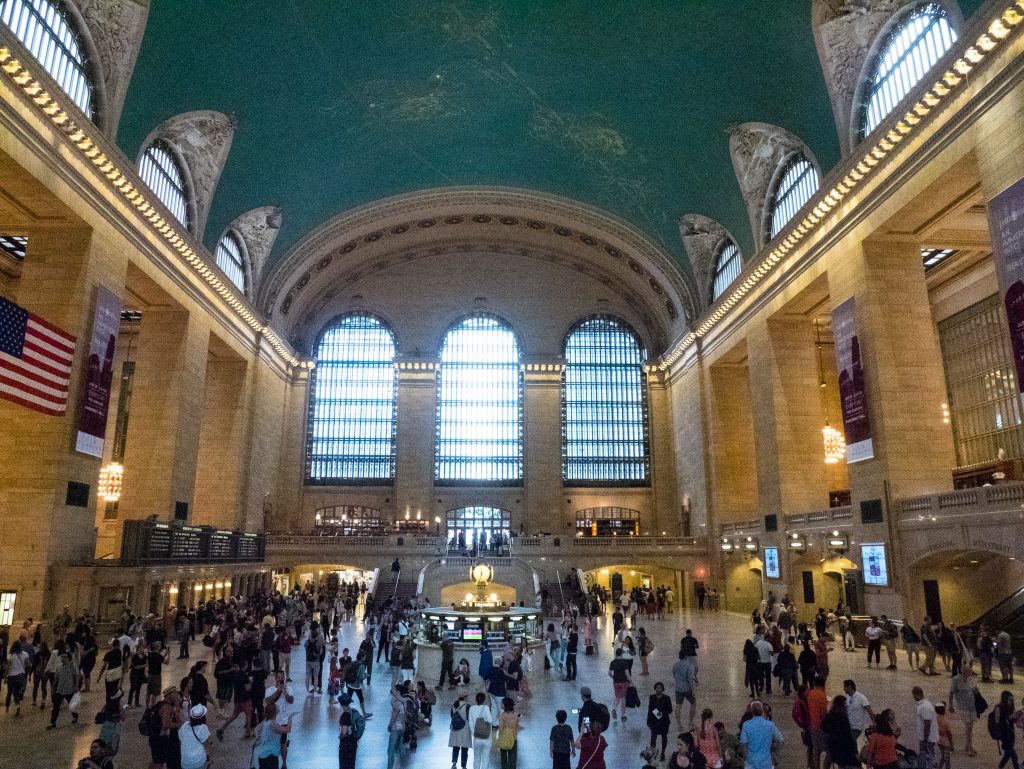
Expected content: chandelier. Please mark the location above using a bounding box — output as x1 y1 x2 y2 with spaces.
98 462 124 502
822 425 846 464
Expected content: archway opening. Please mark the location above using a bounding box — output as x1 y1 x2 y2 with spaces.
445 506 512 556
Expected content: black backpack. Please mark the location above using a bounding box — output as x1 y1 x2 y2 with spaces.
988 709 1002 740
138 703 162 736
594 703 611 730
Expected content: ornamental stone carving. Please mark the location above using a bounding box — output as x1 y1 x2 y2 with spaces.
139 110 235 239
228 206 282 294
679 214 739 309
69 0 149 139
811 0 962 155
728 122 817 250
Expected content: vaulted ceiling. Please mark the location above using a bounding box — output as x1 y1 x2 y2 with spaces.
116 0 983 277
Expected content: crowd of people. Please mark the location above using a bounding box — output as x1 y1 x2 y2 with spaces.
0 580 1021 769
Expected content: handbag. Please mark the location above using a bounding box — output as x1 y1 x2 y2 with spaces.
975 688 988 717
68 691 81 713
473 715 492 739
625 685 641 709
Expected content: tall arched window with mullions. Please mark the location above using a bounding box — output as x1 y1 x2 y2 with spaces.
306 315 397 484
138 141 190 229
436 314 522 484
1 0 96 119
563 316 649 485
860 3 956 140
712 241 742 302
768 154 819 241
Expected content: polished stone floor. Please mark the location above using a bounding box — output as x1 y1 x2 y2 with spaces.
4 606 1013 768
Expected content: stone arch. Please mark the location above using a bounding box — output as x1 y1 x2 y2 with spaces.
811 0 963 157
728 123 820 251
137 110 235 240
67 0 149 139
220 206 282 297
259 187 696 357
679 214 743 309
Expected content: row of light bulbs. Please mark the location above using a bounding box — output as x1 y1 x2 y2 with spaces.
721 530 849 554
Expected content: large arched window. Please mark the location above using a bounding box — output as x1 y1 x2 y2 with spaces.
307 314 397 483
446 506 511 553
1 0 94 118
861 3 956 138
138 141 189 228
768 154 819 240
436 314 522 484
563 316 649 485
712 241 742 301
215 230 247 292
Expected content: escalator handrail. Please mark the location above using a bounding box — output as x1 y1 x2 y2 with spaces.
966 585 1024 629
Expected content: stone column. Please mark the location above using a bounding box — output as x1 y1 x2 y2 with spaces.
522 365 564 533
746 317 830 518
0 224 126 619
394 362 438 525
647 369 680 536
238 350 288 533
274 366 310 532
706 360 760 522
668 349 712 537
118 308 210 532
193 358 248 529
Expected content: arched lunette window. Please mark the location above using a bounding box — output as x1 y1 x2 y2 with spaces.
562 316 649 485
436 314 522 484
215 230 247 292
712 241 742 301
138 141 190 229
306 314 397 483
861 3 956 139
1 0 94 118
768 154 819 240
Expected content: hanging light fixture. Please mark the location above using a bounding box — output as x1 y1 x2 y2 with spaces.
815 319 846 464
98 462 124 502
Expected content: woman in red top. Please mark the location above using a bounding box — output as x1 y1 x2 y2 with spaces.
865 712 899 769
575 720 608 769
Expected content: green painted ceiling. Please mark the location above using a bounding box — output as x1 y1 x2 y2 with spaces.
118 1 984 275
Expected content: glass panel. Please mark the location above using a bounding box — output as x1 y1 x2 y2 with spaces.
769 156 819 239
314 505 383 535
575 506 640 536
0 235 28 260
862 4 956 137
0 0 93 117
563 316 649 484
446 506 511 553
436 314 522 483
938 294 1024 466
215 231 246 291
138 143 189 228
0 591 15 625
307 315 397 482
712 242 742 300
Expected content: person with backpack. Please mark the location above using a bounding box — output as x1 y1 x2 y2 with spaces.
577 687 610 734
345 651 371 717
338 692 364 769
448 693 472 769
305 627 325 694
468 691 493 769
991 690 1021 769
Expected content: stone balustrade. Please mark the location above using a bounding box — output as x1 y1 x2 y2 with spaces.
895 482 1024 524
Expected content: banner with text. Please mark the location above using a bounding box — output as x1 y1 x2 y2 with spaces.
988 175 1024 394
75 286 121 456
832 297 873 463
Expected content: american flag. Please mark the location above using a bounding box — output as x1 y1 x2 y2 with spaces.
0 296 77 416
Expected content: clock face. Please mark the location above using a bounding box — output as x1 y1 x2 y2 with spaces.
471 564 491 582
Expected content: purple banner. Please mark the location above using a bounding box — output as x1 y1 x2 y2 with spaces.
832 297 873 463
988 176 1024 394
75 286 121 457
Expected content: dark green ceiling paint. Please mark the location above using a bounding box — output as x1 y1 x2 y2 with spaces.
117 1 984 273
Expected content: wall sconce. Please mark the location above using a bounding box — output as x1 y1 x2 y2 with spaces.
720 538 734 552
826 530 848 554
788 533 807 553
743 536 759 551
168 585 178 595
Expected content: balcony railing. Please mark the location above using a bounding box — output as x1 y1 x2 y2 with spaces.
895 483 1024 524
786 505 854 528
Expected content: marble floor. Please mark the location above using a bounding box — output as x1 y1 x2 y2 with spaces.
3 606 1014 769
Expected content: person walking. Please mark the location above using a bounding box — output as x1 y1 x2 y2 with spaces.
902 621 922 671
997 629 1015 684
254 701 293 769
912 686 939 769
865 618 883 669
387 683 409 769
338 693 362 769
821 695 859 769
695 708 724 769
438 635 455 691
673 651 698 729
550 709 576 769
448 693 472 769
497 696 521 769
647 681 672 762
468 691 493 769
880 616 899 670
865 712 900 769
739 700 783 769
4 639 30 715
178 704 211 769
608 647 633 721
638 628 653 676
96 638 123 703
564 625 579 681
842 679 874 744
47 650 81 729
948 665 979 756
575 720 608 769
993 691 1020 769
920 618 939 676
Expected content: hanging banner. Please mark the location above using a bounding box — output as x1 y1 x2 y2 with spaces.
832 297 873 463
75 286 121 456
987 176 1024 393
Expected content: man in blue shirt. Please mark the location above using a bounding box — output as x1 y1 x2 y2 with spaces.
739 701 783 769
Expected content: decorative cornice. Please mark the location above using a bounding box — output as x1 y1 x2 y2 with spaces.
0 32 299 367
659 1 1024 372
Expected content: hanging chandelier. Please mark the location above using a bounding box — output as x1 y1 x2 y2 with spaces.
98 462 124 502
822 424 846 464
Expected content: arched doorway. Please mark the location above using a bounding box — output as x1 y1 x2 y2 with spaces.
446 506 511 556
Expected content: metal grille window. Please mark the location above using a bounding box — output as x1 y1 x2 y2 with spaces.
436 314 522 484
307 315 397 483
138 142 189 228
0 235 27 260
215 231 246 292
563 316 649 485
575 506 640 536
1 0 93 117
922 247 959 270
314 505 383 534
938 294 1024 466
712 241 742 301
862 4 956 138
446 506 511 552
769 155 819 240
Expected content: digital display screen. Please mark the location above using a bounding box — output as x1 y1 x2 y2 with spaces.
462 626 482 642
861 543 889 586
764 547 780 579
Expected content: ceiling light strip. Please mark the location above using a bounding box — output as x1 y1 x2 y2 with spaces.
658 3 1023 371
0 41 300 367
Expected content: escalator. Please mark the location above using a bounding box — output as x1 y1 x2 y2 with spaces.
965 585 1024 666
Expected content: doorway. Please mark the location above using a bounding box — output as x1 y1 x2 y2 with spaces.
923 579 943 623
